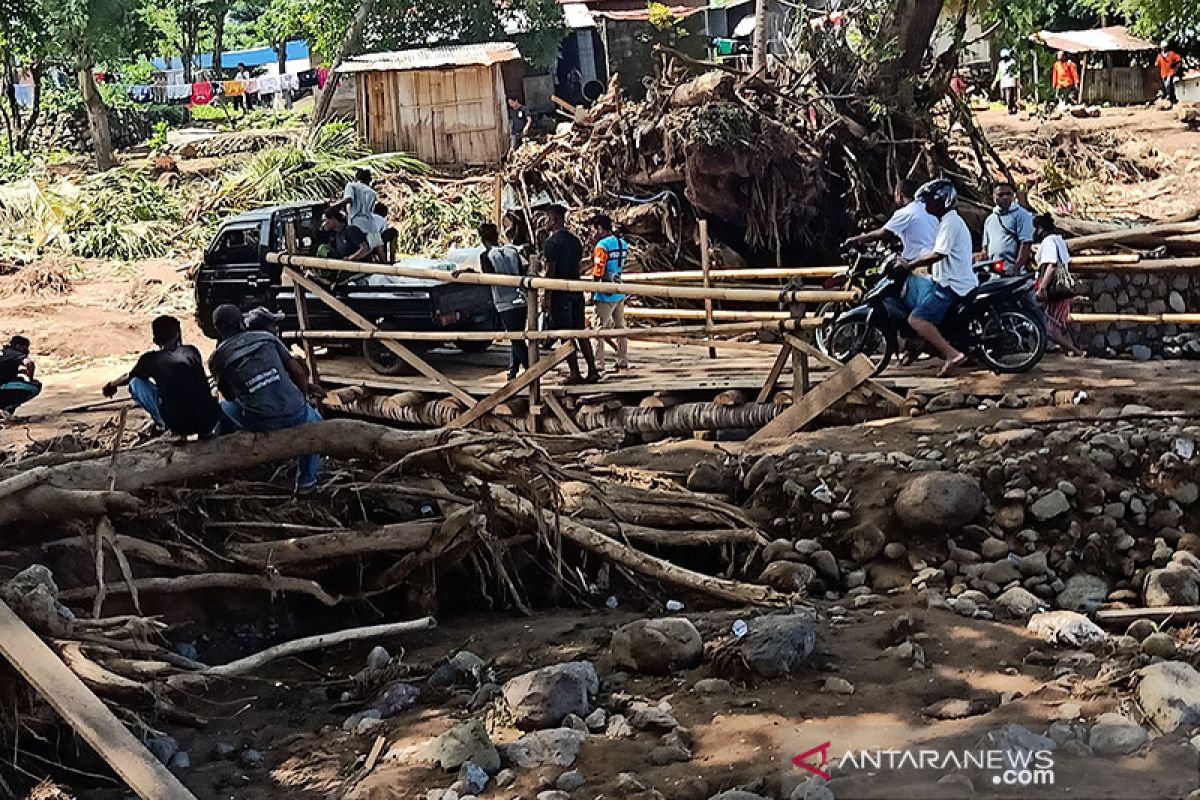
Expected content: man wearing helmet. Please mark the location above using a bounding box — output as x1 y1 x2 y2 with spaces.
897 179 978 377
992 49 1019 115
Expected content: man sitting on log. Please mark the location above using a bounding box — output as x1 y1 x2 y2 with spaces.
102 315 221 438
542 203 598 384
0 335 41 422
208 304 323 494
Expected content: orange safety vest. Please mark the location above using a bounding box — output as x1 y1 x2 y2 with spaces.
1051 60 1079 89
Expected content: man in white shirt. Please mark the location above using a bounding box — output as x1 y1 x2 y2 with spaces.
992 49 1019 114
846 179 938 259
900 179 979 377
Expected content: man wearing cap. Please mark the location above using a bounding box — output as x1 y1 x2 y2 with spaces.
103 315 220 438
588 213 630 373
542 203 598 384
0 335 41 421
208 304 323 493
243 306 318 396
1157 42 1184 106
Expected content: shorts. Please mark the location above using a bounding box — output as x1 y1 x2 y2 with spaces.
911 283 962 325
549 292 585 330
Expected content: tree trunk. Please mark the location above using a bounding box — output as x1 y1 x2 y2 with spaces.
78 67 115 171
310 0 380 127
884 0 946 78
750 0 768 72
211 8 226 79
17 63 44 152
275 42 289 109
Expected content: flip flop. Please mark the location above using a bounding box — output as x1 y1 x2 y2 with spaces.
937 354 967 378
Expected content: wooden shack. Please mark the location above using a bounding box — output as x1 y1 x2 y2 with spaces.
339 42 522 165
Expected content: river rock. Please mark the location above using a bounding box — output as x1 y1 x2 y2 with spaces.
611 618 704 675
1031 490 1071 522
419 719 501 773
995 586 1043 619
1056 574 1109 613
848 522 887 562
500 728 586 769
1088 713 1148 756
1027 611 1106 648
502 661 598 730
894 472 985 532
1137 661 1200 733
739 612 817 678
759 561 818 593
1143 564 1200 607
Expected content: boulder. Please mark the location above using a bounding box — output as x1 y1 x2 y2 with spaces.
1137 662 1200 733
894 472 985 532
1143 564 1200 607
739 612 817 678
759 561 818 594
848 522 887 562
1056 574 1109 613
502 661 598 730
500 728 586 769
611 618 704 675
1030 490 1071 522
419 719 501 773
995 586 1043 620
687 460 737 495
1088 713 1147 756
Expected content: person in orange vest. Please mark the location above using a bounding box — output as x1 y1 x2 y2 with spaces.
1051 51 1080 105
1156 41 1184 106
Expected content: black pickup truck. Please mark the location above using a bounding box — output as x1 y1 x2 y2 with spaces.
194 202 497 374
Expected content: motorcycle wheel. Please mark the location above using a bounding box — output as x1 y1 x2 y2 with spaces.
825 319 893 376
813 301 847 353
975 309 1045 373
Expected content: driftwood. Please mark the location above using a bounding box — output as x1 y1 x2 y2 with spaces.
226 519 444 566
1067 220 1200 253
59 573 342 606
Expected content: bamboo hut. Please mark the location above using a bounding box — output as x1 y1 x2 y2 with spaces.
338 42 523 165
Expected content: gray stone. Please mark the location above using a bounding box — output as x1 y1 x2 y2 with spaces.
457 762 490 794
561 713 589 733
648 742 692 764
1144 564 1200 607
556 769 586 791
147 735 179 765
1088 713 1148 756
1142 632 1178 659
429 650 487 688
584 708 607 732
1056 574 1109 613
688 460 737 495
894 472 985 532
983 560 1022 585
710 792 770 800
995 586 1043 619
788 777 835 800
1131 344 1153 361
605 714 634 738
922 697 991 719
743 455 778 492
629 701 679 732
611 618 704 675
884 542 907 559
975 725 1057 760
1137 662 1200 733
822 677 855 695
1173 482 1199 505
739 613 817 678
849 522 887 562
239 748 264 768
502 661 598 730
811 550 840 582
980 537 1009 560
1031 490 1071 522
168 751 190 770
538 792 571 800
615 773 648 795
1027 611 1106 648
420 719 501 774
366 645 391 670
693 678 733 695
501 728 586 769
1018 551 1048 577
1125 619 1157 642
926 391 965 412
760 561 818 594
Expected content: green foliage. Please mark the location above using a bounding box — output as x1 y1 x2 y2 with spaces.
213 122 428 212
1078 0 1200 41
394 185 489 256
684 104 754 149
146 120 171 151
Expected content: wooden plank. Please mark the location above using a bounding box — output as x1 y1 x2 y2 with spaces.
448 342 575 429
749 354 876 442
1094 605 1200 627
700 218 716 360
288 273 321 385
284 269 475 406
783 335 907 409
0 599 198 799
756 342 793 404
543 391 583 434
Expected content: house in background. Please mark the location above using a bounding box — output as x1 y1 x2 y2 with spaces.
1030 26 1158 104
340 42 523 165
151 40 312 84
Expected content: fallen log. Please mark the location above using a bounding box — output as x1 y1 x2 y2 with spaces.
227 519 443 566
168 616 435 688
489 485 785 607
1067 220 1200 252
582 518 764 546
59 573 342 607
1093 605 1200 627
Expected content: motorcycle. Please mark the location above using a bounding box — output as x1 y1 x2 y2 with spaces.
823 249 1045 376
813 248 890 352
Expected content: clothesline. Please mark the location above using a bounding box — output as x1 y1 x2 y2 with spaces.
123 68 327 106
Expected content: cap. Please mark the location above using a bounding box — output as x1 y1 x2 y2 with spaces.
212 303 246 334
244 307 285 331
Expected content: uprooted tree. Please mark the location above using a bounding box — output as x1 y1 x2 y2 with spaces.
507 0 1007 265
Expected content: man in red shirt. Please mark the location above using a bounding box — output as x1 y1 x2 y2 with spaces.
1051 51 1080 105
1156 41 1184 106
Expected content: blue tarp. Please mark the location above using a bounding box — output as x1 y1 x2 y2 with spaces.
152 40 309 71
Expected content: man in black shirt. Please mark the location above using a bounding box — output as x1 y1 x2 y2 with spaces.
209 304 323 493
507 97 531 152
320 207 371 261
103 316 220 437
0 335 41 419
542 204 597 383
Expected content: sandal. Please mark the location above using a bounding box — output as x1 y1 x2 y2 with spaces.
936 354 967 378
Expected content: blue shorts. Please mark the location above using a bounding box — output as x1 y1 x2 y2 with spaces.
902 273 935 310
911 283 962 325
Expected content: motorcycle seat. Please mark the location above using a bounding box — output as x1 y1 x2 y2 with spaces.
965 275 1028 301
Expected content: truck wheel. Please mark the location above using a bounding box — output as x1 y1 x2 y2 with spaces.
362 339 431 376
456 339 494 354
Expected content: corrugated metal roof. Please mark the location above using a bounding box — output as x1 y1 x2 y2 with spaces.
1031 26 1156 54
337 42 521 74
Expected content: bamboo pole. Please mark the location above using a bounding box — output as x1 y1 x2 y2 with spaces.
622 266 847 282
1070 313 1200 324
1070 257 1200 272
266 253 856 304
700 219 716 360
624 307 801 322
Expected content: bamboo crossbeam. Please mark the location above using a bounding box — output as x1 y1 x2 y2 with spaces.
266 253 857 304
1070 257 1200 272
622 266 846 282
624 307 801 322
285 318 813 343
1071 313 1200 324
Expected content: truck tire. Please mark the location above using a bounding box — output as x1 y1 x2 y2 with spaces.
362 339 432 376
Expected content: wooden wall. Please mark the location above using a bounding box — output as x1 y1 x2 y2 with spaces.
356 64 508 165
1081 65 1158 105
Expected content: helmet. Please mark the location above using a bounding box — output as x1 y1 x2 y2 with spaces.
915 178 958 210
999 48 1012 58
1161 40 1170 49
